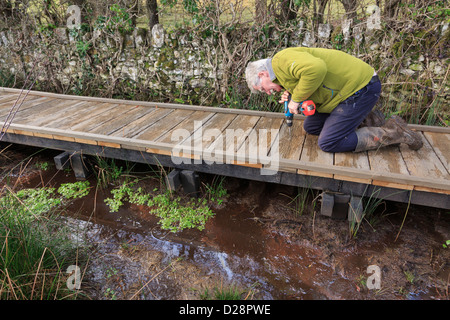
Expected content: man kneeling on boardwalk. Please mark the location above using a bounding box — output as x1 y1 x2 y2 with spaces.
245 47 423 153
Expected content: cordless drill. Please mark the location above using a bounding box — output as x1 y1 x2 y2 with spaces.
284 97 316 133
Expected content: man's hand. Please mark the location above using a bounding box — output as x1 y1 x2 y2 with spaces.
278 90 290 104
287 100 300 114
279 90 300 114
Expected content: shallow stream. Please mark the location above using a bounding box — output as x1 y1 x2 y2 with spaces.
1 145 449 300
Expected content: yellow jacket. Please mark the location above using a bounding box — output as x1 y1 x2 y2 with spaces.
272 47 375 113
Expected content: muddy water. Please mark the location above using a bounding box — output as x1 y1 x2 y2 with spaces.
1 145 449 300
64 182 351 300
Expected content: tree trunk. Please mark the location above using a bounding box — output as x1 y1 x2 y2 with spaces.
316 0 329 24
0 0 13 19
146 0 159 30
255 0 267 22
384 0 401 18
278 0 297 22
43 0 60 25
125 0 138 26
338 0 358 20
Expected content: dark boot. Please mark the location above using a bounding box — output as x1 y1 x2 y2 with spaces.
354 116 423 152
359 109 386 128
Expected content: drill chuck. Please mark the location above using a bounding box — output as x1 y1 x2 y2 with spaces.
284 100 293 127
286 115 293 127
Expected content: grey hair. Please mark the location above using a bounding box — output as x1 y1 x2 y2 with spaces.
245 59 270 93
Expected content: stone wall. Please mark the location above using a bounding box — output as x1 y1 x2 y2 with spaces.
0 23 222 104
0 6 448 123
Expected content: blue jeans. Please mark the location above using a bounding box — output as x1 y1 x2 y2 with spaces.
303 78 382 153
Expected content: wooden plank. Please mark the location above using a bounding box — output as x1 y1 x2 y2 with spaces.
134 109 195 142
423 131 450 174
235 117 283 167
257 117 284 153
195 113 237 149
109 107 170 138
229 160 262 169
49 103 118 130
69 104 127 132
408 124 450 134
280 121 306 160
87 105 155 135
0 94 38 105
2 86 450 135
33 132 54 139
98 141 121 148
146 147 172 156
0 97 53 118
154 110 215 161
2 98 62 121
21 98 77 119
187 113 237 163
274 121 307 173
414 185 450 195
10 129 34 136
7 99 83 125
368 145 412 189
0 94 31 105
37 101 104 129
0 96 42 114
3 122 176 153
372 180 414 191
157 110 214 144
280 158 450 192
368 145 409 175
0 86 289 120
0 93 20 103
204 114 260 166
224 115 262 153
24 100 91 127
298 134 334 178
52 134 76 142
74 137 98 145
334 150 372 184
400 131 449 182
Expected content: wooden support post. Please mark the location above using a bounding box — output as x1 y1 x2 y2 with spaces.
320 192 334 218
70 152 90 180
54 151 71 170
166 169 182 191
179 170 200 198
320 192 350 220
333 194 350 220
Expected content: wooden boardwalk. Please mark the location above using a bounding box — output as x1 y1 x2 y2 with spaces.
0 87 449 209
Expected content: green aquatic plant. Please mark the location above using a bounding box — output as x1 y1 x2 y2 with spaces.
148 193 214 233
58 181 91 199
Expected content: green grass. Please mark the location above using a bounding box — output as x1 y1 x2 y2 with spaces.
200 283 245 300
283 187 319 217
404 270 415 284
0 185 87 299
93 156 134 188
203 176 228 206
